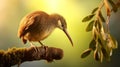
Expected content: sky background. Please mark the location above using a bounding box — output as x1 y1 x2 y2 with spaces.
0 0 120 67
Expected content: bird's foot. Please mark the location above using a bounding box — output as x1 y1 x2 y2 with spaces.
30 43 35 47
41 45 46 49
30 43 38 56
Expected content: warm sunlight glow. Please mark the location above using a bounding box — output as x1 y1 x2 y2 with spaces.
25 0 88 48
0 0 101 67
45 0 59 12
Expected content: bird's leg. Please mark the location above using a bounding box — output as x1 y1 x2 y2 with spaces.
38 41 48 49
38 41 44 46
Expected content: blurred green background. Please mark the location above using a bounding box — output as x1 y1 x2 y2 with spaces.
0 0 120 67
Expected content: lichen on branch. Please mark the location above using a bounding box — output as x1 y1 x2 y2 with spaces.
0 46 63 67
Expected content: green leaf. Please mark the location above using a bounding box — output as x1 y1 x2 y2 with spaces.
101 47 110 61
93 27 98 40
104 39 113 57
94 49 100 61
94 19 102 32
98 38 102 45
97 19 102 31
98 33 111 61
97 43 104 62
82 14 95 22
108 34 118 49
81 49 92 58
99 11 105 22
108 0 118 12
100 27 106 40
91 7 99 14
89 39 96 50
86 20 94 32
100 50 104 62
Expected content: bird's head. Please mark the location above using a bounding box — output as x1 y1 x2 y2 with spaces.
50 14 73 46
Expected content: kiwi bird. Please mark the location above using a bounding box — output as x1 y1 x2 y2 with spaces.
17 11 73 46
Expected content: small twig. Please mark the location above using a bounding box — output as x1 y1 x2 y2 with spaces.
105 16 110 33
0 46 63 67
96 0 104 19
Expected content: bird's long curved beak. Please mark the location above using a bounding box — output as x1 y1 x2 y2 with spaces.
63 29 73 46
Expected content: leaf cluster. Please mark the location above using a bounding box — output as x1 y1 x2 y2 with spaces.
81 0 119 62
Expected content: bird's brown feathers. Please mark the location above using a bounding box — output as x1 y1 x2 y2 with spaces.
17 11 73 46
17 11 49 44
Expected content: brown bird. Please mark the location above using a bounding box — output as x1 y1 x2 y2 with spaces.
17 11 73 46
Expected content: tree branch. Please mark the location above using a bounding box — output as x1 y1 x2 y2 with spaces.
0 46 63 67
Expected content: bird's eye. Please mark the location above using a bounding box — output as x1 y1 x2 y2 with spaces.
61 24 64 27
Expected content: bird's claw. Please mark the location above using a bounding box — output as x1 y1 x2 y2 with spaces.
41 45 48 49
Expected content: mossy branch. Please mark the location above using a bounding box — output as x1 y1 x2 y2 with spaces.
0 46 63 67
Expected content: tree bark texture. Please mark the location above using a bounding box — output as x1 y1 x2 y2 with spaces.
0 46 63 67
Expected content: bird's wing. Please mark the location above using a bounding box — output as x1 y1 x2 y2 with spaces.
17 11 48 38
17 12 40 37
